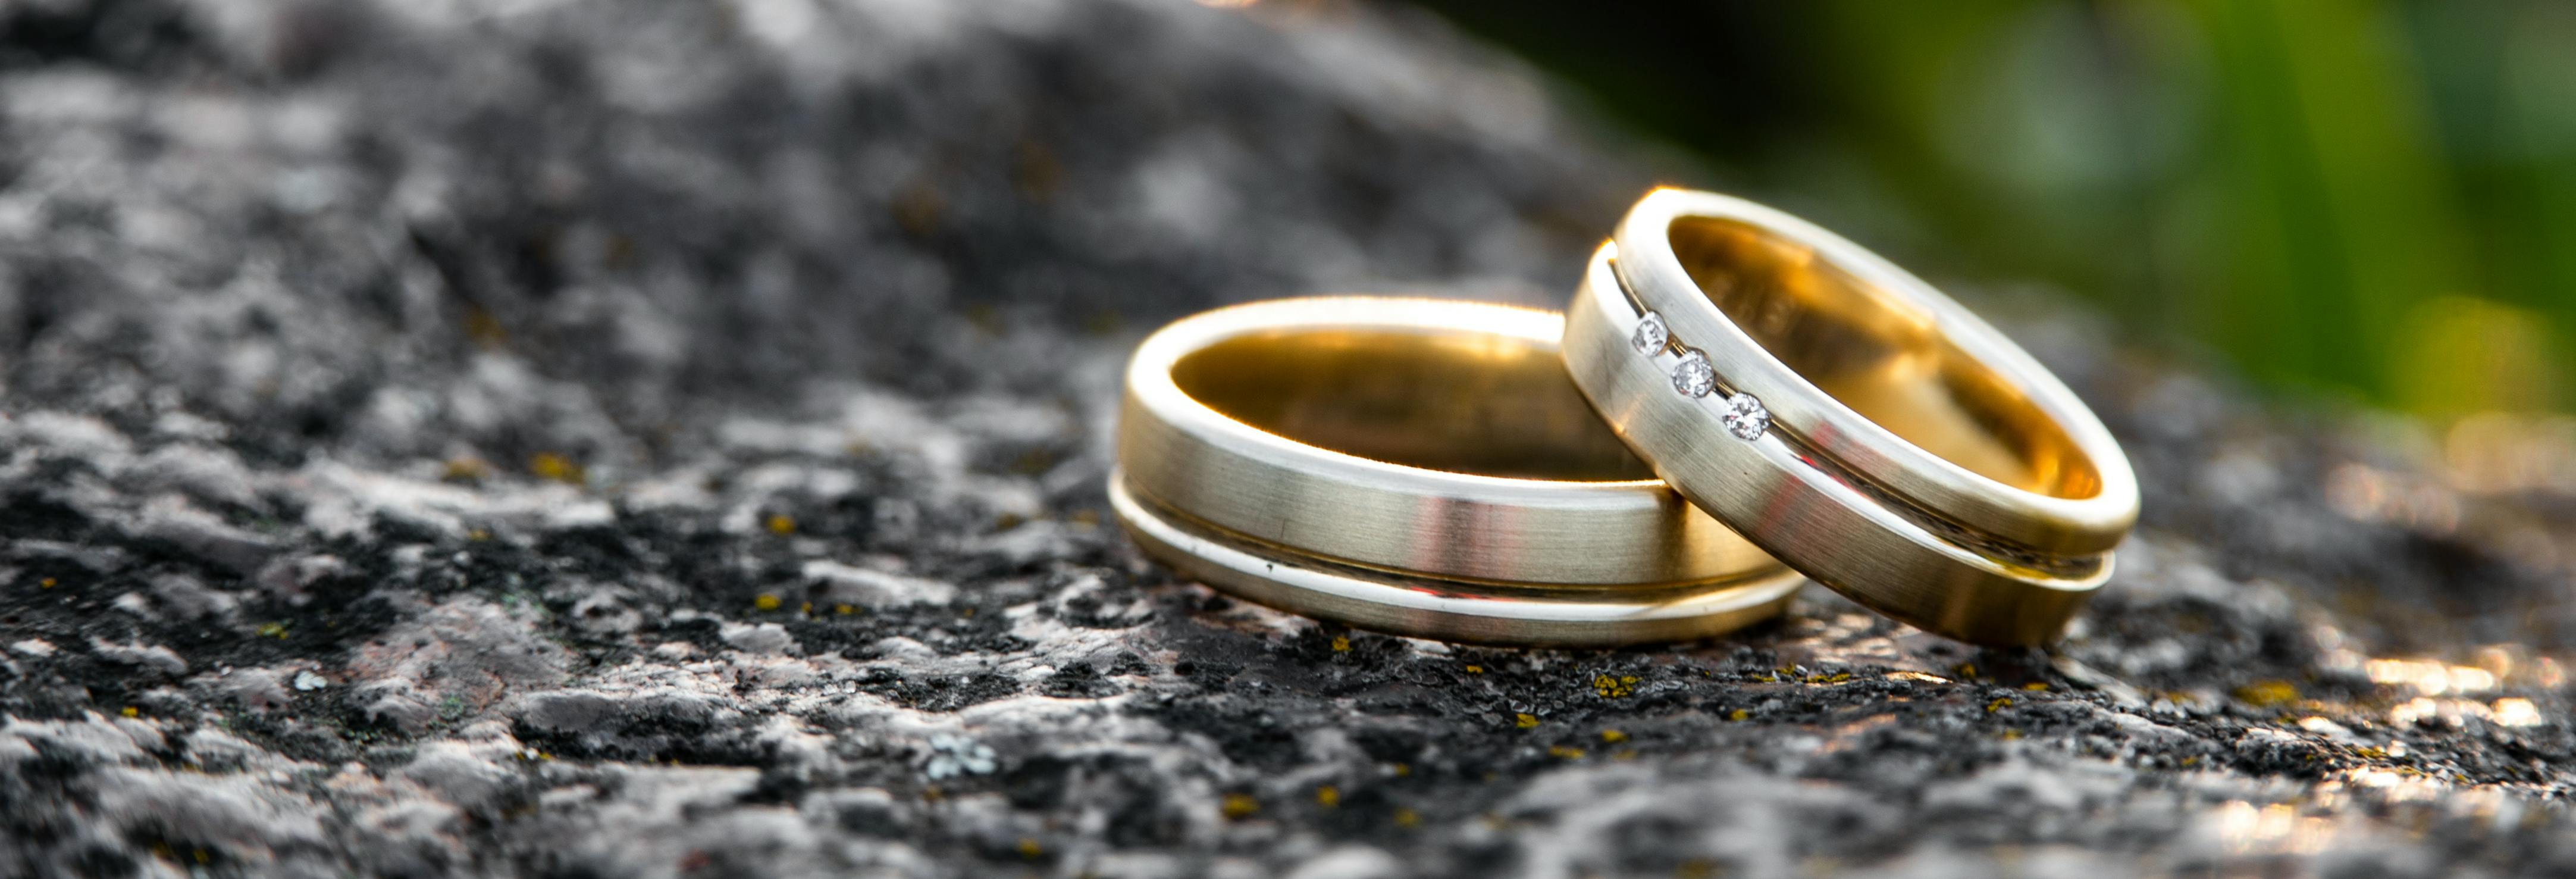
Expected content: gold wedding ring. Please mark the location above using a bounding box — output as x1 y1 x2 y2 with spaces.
1562 189 2139 646
1114 296 1801 646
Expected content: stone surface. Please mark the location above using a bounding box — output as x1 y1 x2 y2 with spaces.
3 1 2576 877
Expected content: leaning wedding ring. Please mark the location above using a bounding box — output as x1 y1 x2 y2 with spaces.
1114 296 1801 646
1562 189 2139 646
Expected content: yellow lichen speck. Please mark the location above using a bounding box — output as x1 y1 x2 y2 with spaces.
1728 708 1750 721
463 305 507 348
835 603 855 615
528 452 584 485
1221 794 1259 819
1594 674 1638 697
1464 665 1484 674
1600 729 1628 744
1514 712 1540 729
441 456 491 483
1331 636 1350 652
2235 680 2298 708
121 706 139 718
1016 838 1042 859
1394 808 1421 828
754 593 782 611
1986 697 2014 713
1315 785 1340 808
255 621 288 639
1548 745 1585 760
2022 682 2049 692
765 514 796 535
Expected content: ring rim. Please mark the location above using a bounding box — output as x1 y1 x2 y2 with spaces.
1565 240 2113 646
1111 472 1804 647
1118 295 1779 587
1611 188 2140 556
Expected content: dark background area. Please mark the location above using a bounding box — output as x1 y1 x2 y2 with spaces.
1405 0 2576 421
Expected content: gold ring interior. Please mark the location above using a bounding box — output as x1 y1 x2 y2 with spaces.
1668 217 2102 501
1172 327 1654 483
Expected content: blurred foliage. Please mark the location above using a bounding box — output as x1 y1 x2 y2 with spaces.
1403 0 2576 419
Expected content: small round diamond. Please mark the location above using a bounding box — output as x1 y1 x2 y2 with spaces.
1721 392 1770 440
1671 349 1715 398
1629 311 1669 355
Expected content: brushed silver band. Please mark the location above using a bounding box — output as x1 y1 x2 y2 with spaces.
1117 296 1778 586
1609 189 2140 557
1112 295 1800 646
1565 227 2123 646
1111 474 1804 647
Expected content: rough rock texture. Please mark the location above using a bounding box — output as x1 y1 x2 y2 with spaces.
4 1 2575 877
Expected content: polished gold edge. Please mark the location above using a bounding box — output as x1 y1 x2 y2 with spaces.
1117 295 1779 586
1566 251 2108 646
1110 471 1805 647
1609 189 2141 557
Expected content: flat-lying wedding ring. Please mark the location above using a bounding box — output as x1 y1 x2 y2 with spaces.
1561 189 2139 646
1114 296 1801 646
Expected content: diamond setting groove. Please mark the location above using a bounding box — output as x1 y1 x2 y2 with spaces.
1671 349 1715 398
1629 311 1669 355
1721 392 1770 441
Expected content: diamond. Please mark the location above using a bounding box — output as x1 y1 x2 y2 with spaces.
1629 311 1669 355
1721 392 1770 440
1671 349 1715 398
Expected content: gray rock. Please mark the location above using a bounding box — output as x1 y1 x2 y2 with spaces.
515 690 619 734
1287 846 1407 879
804 559 959 609
89 767 331 871
89 639 188 677
719 621 798 655
397 741 518 812
136 500 278 579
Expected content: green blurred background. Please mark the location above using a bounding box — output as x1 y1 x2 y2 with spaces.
1403 0 2576 422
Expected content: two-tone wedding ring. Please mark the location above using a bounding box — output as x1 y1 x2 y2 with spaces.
1112 296 1803 646
1562 189 2139 646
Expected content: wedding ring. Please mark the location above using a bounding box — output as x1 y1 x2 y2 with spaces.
1561 189 2139 646
1110 477 1806 647
1114 296 1800 646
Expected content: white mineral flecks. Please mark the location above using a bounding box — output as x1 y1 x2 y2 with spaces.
922 734 996 780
